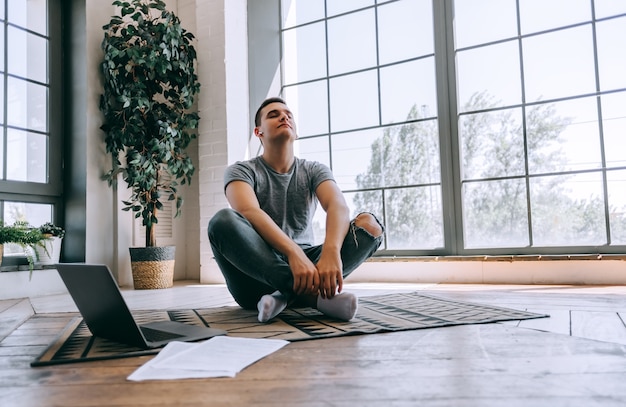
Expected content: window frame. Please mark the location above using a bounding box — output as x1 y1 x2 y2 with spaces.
251 0 626 257
0 0 63 227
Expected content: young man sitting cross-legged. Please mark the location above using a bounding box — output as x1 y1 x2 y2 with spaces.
208 97 384 323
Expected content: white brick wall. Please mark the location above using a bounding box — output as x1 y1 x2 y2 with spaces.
175 0 201 281
195 0 250 283
85 0 249 284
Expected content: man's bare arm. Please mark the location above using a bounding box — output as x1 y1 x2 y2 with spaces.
315 180 350 298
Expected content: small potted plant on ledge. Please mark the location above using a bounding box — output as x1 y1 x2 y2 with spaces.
35 222 65 265
0 220 48 279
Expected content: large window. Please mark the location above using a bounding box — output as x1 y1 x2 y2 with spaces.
279 0 626 255
0 0 62 256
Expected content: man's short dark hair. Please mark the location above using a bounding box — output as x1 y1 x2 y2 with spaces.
254 97 287 127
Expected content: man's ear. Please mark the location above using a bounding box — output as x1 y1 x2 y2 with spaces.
254 127 264 145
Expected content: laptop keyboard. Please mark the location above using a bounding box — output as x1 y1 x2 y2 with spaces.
140 326 185 342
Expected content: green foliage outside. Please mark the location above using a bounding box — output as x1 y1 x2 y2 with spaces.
353 104 441 249
99 0 200 247
352 91 619 251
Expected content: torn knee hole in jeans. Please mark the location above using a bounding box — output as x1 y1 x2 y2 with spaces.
350 212 385 246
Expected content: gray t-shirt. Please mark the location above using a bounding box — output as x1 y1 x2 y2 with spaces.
224 156 334 247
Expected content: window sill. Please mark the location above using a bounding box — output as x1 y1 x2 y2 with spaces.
0 264 58 273
368 254 626 262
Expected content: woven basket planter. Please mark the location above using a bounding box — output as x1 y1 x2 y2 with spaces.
129 246 175 289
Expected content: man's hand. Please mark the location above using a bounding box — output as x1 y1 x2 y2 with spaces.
315 250 343 299
287 250 320 296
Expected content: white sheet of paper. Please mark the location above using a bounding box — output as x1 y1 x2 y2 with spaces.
127 336 289 381
127 341 235 381
153 336 289 372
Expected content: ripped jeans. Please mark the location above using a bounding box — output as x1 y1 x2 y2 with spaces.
208 208 384 309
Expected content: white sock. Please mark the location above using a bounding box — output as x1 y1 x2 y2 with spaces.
316 292 358 321
257 291 288 323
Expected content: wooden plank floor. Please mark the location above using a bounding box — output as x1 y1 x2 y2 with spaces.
1 282 626 406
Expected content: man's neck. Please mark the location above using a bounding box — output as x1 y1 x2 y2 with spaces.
261 147 295 174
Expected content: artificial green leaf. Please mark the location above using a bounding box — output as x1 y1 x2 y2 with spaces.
100 0 200 246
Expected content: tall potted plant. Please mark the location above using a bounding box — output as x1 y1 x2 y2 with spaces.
99 0 200 289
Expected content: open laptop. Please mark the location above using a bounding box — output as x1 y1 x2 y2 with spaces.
56 263 226 349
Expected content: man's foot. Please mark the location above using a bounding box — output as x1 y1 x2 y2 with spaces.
316 292 358 321
257 291 288 323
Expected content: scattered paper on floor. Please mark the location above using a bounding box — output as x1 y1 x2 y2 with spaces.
127 336 289 381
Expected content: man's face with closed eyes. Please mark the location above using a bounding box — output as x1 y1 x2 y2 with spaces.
256 102 297 143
